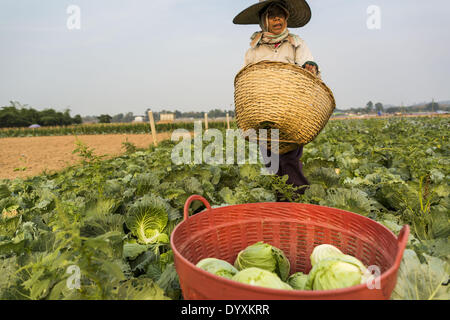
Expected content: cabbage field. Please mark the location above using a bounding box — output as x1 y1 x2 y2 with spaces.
0 117 448 300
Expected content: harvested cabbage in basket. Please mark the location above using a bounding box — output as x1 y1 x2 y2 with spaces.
302 244 369 291
198 243 369 291
196 258 238 279
232 267 293 290
234 241 290 281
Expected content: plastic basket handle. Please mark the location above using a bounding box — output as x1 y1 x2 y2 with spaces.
183 195 212 221
393 225 410 269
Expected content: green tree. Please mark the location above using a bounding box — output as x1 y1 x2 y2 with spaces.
375 103 384 113
97 114 112 124
208 109 225 118
366 101 374 113
74 115 83 124
0 110 23 127
112 113 124 123
22 108 40 125
123 112 134 123
426 102 439 112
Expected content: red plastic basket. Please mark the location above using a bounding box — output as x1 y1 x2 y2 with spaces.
170 195 409 300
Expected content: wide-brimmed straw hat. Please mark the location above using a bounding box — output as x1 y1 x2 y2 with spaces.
233 0 311 28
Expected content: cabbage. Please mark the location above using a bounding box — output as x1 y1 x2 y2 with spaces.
310 244 343 266
196 258 238 279
125 195 169 244
232 267 293 290
305 255 368 291
234 242 290 281
287 272 309 290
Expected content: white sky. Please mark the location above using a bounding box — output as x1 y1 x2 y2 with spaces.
0 0 449 116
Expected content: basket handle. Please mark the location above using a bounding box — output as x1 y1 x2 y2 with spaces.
183 195 211 221
393 225 410 269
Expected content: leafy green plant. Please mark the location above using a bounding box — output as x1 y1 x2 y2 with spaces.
125 195 170 245
392 249 449 300
72 138 104 164
122 139 137 154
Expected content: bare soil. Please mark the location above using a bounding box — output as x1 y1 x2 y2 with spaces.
0 133 172 180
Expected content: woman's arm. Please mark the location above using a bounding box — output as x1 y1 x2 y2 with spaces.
295 40 321 77
295 39 314 67
244 48 256 67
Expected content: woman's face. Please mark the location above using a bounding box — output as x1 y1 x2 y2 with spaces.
266 6 287 35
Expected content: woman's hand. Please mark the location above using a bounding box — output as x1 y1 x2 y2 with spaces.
304 63 317 75
302 61 319 76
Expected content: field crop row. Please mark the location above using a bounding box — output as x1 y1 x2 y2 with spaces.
0 121 231 138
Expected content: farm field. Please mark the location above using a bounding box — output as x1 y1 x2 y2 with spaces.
0 133 172 180
1 115 446 139
0 120 229 138
0 117 448 300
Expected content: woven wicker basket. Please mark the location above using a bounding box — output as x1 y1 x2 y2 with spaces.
234 61 336 154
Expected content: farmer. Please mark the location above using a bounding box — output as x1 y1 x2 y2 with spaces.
233 0 320 200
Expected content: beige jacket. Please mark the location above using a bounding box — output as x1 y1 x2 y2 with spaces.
243 34 318 75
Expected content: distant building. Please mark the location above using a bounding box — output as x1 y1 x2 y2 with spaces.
133 116 144 123
159 113 175 123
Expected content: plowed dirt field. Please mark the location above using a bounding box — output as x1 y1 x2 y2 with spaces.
0 133 172 180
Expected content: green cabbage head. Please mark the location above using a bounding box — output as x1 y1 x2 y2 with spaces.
196 258 238 279
305 255 368 291
234 242 290 281
125 195 169 244
232 267 293 290
287 272 309 290
310 244 343 266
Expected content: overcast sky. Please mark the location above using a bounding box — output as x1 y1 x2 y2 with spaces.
0 0 449 116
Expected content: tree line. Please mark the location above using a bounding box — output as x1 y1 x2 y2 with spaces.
0 102 235 128
338 101 449 114
0 101 82 128
85 109 236 124
384 102 448 113
152 109 235 121
3 100 447 128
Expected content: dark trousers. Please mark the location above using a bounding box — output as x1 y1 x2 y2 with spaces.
261 145 310 197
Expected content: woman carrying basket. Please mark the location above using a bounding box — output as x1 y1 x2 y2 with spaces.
234 0 319 200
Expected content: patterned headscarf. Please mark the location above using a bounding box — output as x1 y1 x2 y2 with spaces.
252 3 291 46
